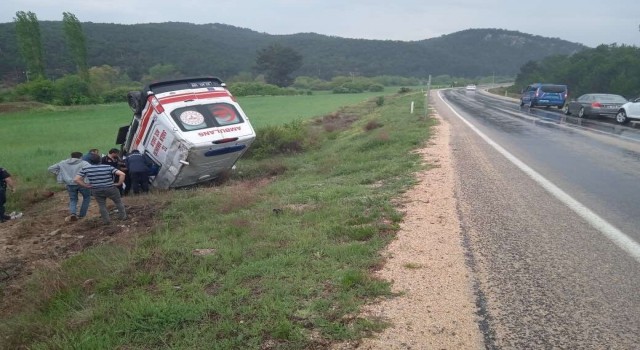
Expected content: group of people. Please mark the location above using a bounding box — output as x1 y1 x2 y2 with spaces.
0 148 153 226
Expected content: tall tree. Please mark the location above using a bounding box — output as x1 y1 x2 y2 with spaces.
255 44 303 87
62 12 89 81
14 11 45 80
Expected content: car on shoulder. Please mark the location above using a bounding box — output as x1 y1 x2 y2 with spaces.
520 83 568 109
564 93 627 119
615 97 640 124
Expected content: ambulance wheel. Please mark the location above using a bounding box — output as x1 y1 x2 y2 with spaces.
127 91 143 114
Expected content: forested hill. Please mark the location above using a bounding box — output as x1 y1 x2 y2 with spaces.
0 21 586 82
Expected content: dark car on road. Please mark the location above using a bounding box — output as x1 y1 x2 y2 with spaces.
520 83 568 109
564 93 627 119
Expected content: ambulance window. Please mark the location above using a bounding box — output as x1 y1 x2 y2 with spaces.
171 103 243 132
177 110 207 130
171 107 209 131
207 103 243 126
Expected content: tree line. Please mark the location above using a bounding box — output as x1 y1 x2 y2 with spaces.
3 11 316 105
4 12 638 106
1 11 492 106
513 44 640 99
0 20 585 85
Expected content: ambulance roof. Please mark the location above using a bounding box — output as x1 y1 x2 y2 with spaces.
146 76 224 95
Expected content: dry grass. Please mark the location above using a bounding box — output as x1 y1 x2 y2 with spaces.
315 111 360 132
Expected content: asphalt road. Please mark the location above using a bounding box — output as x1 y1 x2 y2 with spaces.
433 88 640 349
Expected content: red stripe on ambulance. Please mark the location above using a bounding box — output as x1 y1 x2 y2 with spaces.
158 91 231 104
133 98 155 148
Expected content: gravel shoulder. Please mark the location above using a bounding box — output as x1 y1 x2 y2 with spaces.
338 110 483 349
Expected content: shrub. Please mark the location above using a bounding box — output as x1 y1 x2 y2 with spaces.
13 79 55 103
375 96 384 107
53 75 92 105
333 84 364 94
228 82 299 97
102 86 139 103
364 120 383 131
368 84 384 92
245 120 308 159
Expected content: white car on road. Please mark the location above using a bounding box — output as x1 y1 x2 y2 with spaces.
616 97 640 124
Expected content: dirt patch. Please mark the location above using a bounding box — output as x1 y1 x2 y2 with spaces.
314 111 361 132
0 190 170 314
0 102 50 114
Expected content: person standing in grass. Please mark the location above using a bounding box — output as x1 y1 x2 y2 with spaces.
102 148 125 195
82 148 100 162
0 166 20 223
74 153 127 225
125 149 152 195
48 152 92 221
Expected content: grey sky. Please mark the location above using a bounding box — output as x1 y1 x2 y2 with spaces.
1 0 639 47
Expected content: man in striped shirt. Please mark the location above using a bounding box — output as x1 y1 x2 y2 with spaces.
74 153 127 224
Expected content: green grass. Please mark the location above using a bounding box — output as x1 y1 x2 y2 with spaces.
0 90 435 349
1 104 132 190
238 90 395 128
1 89 416 212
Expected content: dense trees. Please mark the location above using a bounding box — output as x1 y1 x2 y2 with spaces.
4 17 639 105
0 22 585 84
514 44 640 99
255 44 303 87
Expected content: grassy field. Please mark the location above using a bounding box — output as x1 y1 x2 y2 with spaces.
239 90 396 129
0 89 436 349
0 89 407 210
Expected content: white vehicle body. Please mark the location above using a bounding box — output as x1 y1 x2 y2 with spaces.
616 98 640 124
116 77 256 188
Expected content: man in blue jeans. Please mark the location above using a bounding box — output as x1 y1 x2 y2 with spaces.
75 153 127 225
48 151 92 221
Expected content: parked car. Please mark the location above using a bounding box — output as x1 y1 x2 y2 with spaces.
615 97 640 124
520 83 568 109
564 93 627 119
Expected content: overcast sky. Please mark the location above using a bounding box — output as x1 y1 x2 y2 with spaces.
1 0 639 48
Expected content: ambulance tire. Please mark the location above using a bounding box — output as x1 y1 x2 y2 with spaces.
127 91 144 114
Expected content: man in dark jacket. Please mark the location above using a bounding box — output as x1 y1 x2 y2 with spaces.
125 150 152 194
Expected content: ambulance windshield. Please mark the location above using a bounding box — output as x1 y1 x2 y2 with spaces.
171 103 244 131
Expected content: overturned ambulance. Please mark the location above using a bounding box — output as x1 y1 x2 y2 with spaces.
116 76 256 188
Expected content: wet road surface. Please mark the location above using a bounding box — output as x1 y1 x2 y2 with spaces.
434 89 640 349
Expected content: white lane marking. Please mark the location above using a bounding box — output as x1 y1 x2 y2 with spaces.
437 91 640 263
